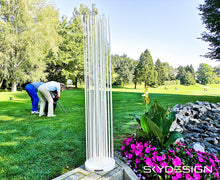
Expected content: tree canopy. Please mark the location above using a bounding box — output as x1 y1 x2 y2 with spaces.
199 0 220 60
0 0 60 91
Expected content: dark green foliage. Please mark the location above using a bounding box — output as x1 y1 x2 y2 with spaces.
136 49 157 87
197 63 218 84
112 54 135 87
176 65 196 85
155 59 166 85
198 0 220 60
162 62 176 81
184 71 196 85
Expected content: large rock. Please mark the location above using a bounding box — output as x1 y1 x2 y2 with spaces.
171 101 220 157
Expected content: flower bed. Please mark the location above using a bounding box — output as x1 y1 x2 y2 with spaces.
118 136 220 180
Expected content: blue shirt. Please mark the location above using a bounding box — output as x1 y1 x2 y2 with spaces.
31 82 44 92
43 81 60 92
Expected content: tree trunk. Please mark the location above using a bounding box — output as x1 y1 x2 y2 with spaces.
75 76 78 88
134 82 137 89
0 78 4 88
11 81 17 92
144 81 147 88
123 81 125 88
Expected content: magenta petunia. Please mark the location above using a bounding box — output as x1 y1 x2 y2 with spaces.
135 158 141 164
135 150 141 156
152 151 158 156
172 157 182 166
172 176 178 180
214 171 219 179
145 148 150 153
176 147 180 151
121 146 125 150
185 173 192 180
150 147 156 151
169 149 175 154
144 142 148 147
176 172 182 178
193 173 201 180
156 156 163 161
128 154 133 159
124 151 129 156
131 144 135 149
198 156 204 162
160 162 168 167
162 154 166 160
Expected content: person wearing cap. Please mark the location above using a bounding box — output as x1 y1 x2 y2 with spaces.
38 81 64 117
25 82 44 114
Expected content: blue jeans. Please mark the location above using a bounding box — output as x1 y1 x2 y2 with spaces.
25 84 39 111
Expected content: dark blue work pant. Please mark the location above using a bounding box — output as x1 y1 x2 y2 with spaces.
25 84 39 111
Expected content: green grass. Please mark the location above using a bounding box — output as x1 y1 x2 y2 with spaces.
1 84 220 179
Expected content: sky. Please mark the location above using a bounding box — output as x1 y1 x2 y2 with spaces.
52 0 219 70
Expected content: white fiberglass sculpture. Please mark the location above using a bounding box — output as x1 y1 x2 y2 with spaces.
83 14 115 172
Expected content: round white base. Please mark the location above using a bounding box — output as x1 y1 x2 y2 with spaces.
85 157 115 172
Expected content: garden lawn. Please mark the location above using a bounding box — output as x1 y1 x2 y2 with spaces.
1 85 220 179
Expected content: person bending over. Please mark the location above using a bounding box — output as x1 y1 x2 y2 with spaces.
38 81 62 117
25 82 44 114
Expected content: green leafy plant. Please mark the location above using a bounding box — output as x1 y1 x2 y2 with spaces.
136 100 184 147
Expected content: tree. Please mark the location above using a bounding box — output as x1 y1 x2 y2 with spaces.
0 0 60 91
112 54 134 87
176 66 186 84
155 59 166 85
46 4 96 88
136 49 157 87
162 62 176 81
198 0 220 60
197 63 217 84
184 71 196 85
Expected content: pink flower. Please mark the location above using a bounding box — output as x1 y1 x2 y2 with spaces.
135 158 141 164
193 173 200 180
160 162 168 167
172 157 182 166
144 157 154 167
145 148 150 153
128 154 133 159
124 151 129 156
162 154 166 160
121 146 125 150
131 144 135 149
172 176 178 180
214 171 219 179
185 173 192 180
198 156 204 162
169 149 175 154
176 147 180 151
176 172 182 178
151 147 156 151
135 150 141 156
152 151 158 156
144 142 148 147
156 156 163 161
